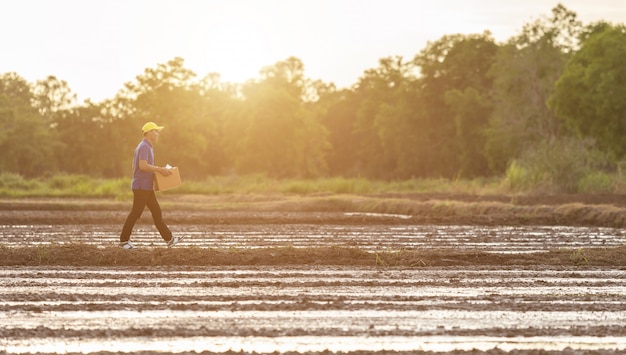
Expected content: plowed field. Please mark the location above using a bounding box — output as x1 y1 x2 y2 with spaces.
1 194 626 354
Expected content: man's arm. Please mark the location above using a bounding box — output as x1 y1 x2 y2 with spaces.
138 160 172 176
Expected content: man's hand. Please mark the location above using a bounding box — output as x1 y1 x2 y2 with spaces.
158 167 173 176
139 160 173 176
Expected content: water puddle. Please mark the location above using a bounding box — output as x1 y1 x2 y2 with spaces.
3 222 626 353
1 266 626 353
6 335 626 353
2 224 624 253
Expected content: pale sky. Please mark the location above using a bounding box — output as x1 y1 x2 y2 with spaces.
2 0 625 102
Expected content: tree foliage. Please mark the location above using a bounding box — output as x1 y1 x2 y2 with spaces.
549 23 626 158
485 4 582 173
415 32 497 178
224 57 329 177
0 73 61 177
0 5 621 192
351 56 413 178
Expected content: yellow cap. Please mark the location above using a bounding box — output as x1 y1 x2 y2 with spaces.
142 122 164 133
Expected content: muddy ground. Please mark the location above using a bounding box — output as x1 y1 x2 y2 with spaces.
2 192 626 227
1 193 626 354
2 265 626 355
1 192 626 267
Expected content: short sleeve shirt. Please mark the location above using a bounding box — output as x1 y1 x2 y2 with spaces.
131 138 154 190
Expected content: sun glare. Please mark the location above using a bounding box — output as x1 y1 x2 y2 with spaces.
197 18 278 83
3 0 625 101
158 2 289 85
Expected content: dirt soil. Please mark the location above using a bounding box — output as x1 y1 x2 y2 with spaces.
2 193 626 354
1 192 626 225
1 192 626 267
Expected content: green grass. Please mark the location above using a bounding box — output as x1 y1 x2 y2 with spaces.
0 173 131 199
1 171 624 199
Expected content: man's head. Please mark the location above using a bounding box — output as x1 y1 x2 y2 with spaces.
142 122 164 143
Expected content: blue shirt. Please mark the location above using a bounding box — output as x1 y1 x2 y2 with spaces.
131 138 154 190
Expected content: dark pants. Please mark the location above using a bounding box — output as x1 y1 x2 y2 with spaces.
120 189 172 243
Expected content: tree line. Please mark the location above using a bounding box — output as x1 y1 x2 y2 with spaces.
1 5 625 191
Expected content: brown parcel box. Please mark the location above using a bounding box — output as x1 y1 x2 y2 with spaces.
154 167 181 191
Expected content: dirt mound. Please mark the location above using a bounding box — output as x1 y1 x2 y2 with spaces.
3 244 625 267
2 193 626 267
2 192 626 227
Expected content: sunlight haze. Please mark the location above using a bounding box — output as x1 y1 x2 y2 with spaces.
2 0 625 102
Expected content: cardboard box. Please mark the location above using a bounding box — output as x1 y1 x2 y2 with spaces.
154 167 181 191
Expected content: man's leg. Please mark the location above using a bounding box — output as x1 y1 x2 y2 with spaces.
145 191 173 242
120 190 150 243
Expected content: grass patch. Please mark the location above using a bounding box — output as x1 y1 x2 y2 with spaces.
0 173 131 199
0 173 507 199
1 171 625 199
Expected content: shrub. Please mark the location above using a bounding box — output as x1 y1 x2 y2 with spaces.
94 178 130 198
505 137 610 193
0 173 40 189
578 172 615 193
504 161 531 191
47 174 92 190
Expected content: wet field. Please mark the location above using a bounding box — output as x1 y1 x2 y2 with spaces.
2 222 625 252
2 266 626 354
2 222 626 354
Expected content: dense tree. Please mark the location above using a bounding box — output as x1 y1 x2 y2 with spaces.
33 76 76 123
223 57 329 177
350 56 412 178
3 5 624 186
445 87 493 177
549 22 626 158
0 73 61 177
54 103 97 175
413 32 497 178
318 88 360 176
485 4 582 173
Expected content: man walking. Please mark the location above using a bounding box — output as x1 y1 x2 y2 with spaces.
119 121 183 250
